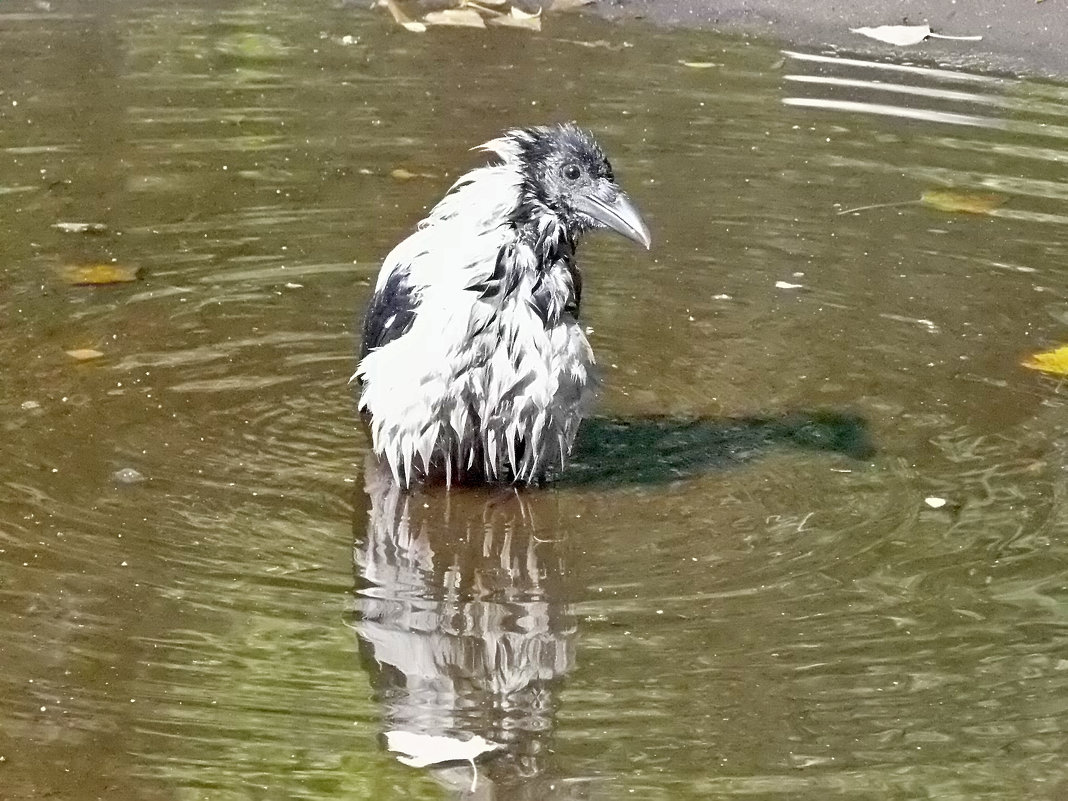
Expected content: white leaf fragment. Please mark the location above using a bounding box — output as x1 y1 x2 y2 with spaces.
386 731 501 793
928 31 983 41
385 731 501 768
775 280 804 290
924 496 947 509
851 24 932 45
851 24 982 46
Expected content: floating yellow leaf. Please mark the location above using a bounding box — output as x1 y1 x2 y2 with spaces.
1022 344 1068 376
66 348 105 361
424 7 486 26
60 263 141 285
921 189 1006 215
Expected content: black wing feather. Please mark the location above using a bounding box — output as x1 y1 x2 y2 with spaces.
359 270 419 360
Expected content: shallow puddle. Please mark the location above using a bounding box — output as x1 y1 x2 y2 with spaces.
1 2 1066 799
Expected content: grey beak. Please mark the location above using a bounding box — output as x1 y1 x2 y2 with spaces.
575 190 652 250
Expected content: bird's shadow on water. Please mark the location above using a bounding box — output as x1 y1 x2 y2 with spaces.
562 410 874 487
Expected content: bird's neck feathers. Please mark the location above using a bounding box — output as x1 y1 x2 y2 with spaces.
519 212 574 270
481 133 582 264
417 134 577 325
431 135 578 271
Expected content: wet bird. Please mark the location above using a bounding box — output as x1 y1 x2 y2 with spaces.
353 123 651 487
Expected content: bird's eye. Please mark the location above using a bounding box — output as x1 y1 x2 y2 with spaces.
563 164 581 181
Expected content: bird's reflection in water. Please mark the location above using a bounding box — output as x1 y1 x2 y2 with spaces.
352 457 582 799
351 410 872 797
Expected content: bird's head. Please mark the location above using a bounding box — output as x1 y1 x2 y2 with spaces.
496 123 651 250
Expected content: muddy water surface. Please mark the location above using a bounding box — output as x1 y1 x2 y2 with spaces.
1 2 1066 799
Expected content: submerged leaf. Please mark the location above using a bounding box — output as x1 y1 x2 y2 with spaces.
390 167 438 180
424 7 486 26
555 37 633 50
52 222 107 234
113 467 146 484
851 24 932 46
65 348 105 361
60 263 141 285
921 189 1006 215
1022 345 1068 376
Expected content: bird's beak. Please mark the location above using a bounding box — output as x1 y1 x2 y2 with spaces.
575 189 652 250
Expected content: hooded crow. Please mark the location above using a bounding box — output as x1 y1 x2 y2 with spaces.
354 123 651 487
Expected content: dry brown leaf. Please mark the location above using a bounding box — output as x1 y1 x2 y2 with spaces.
461 0 505 14
921 189 1006 215
380 0 427 31
60 263 141 286
424 7 486 27
66 348 105 361
488 5 542 29
1022 344 1068 376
